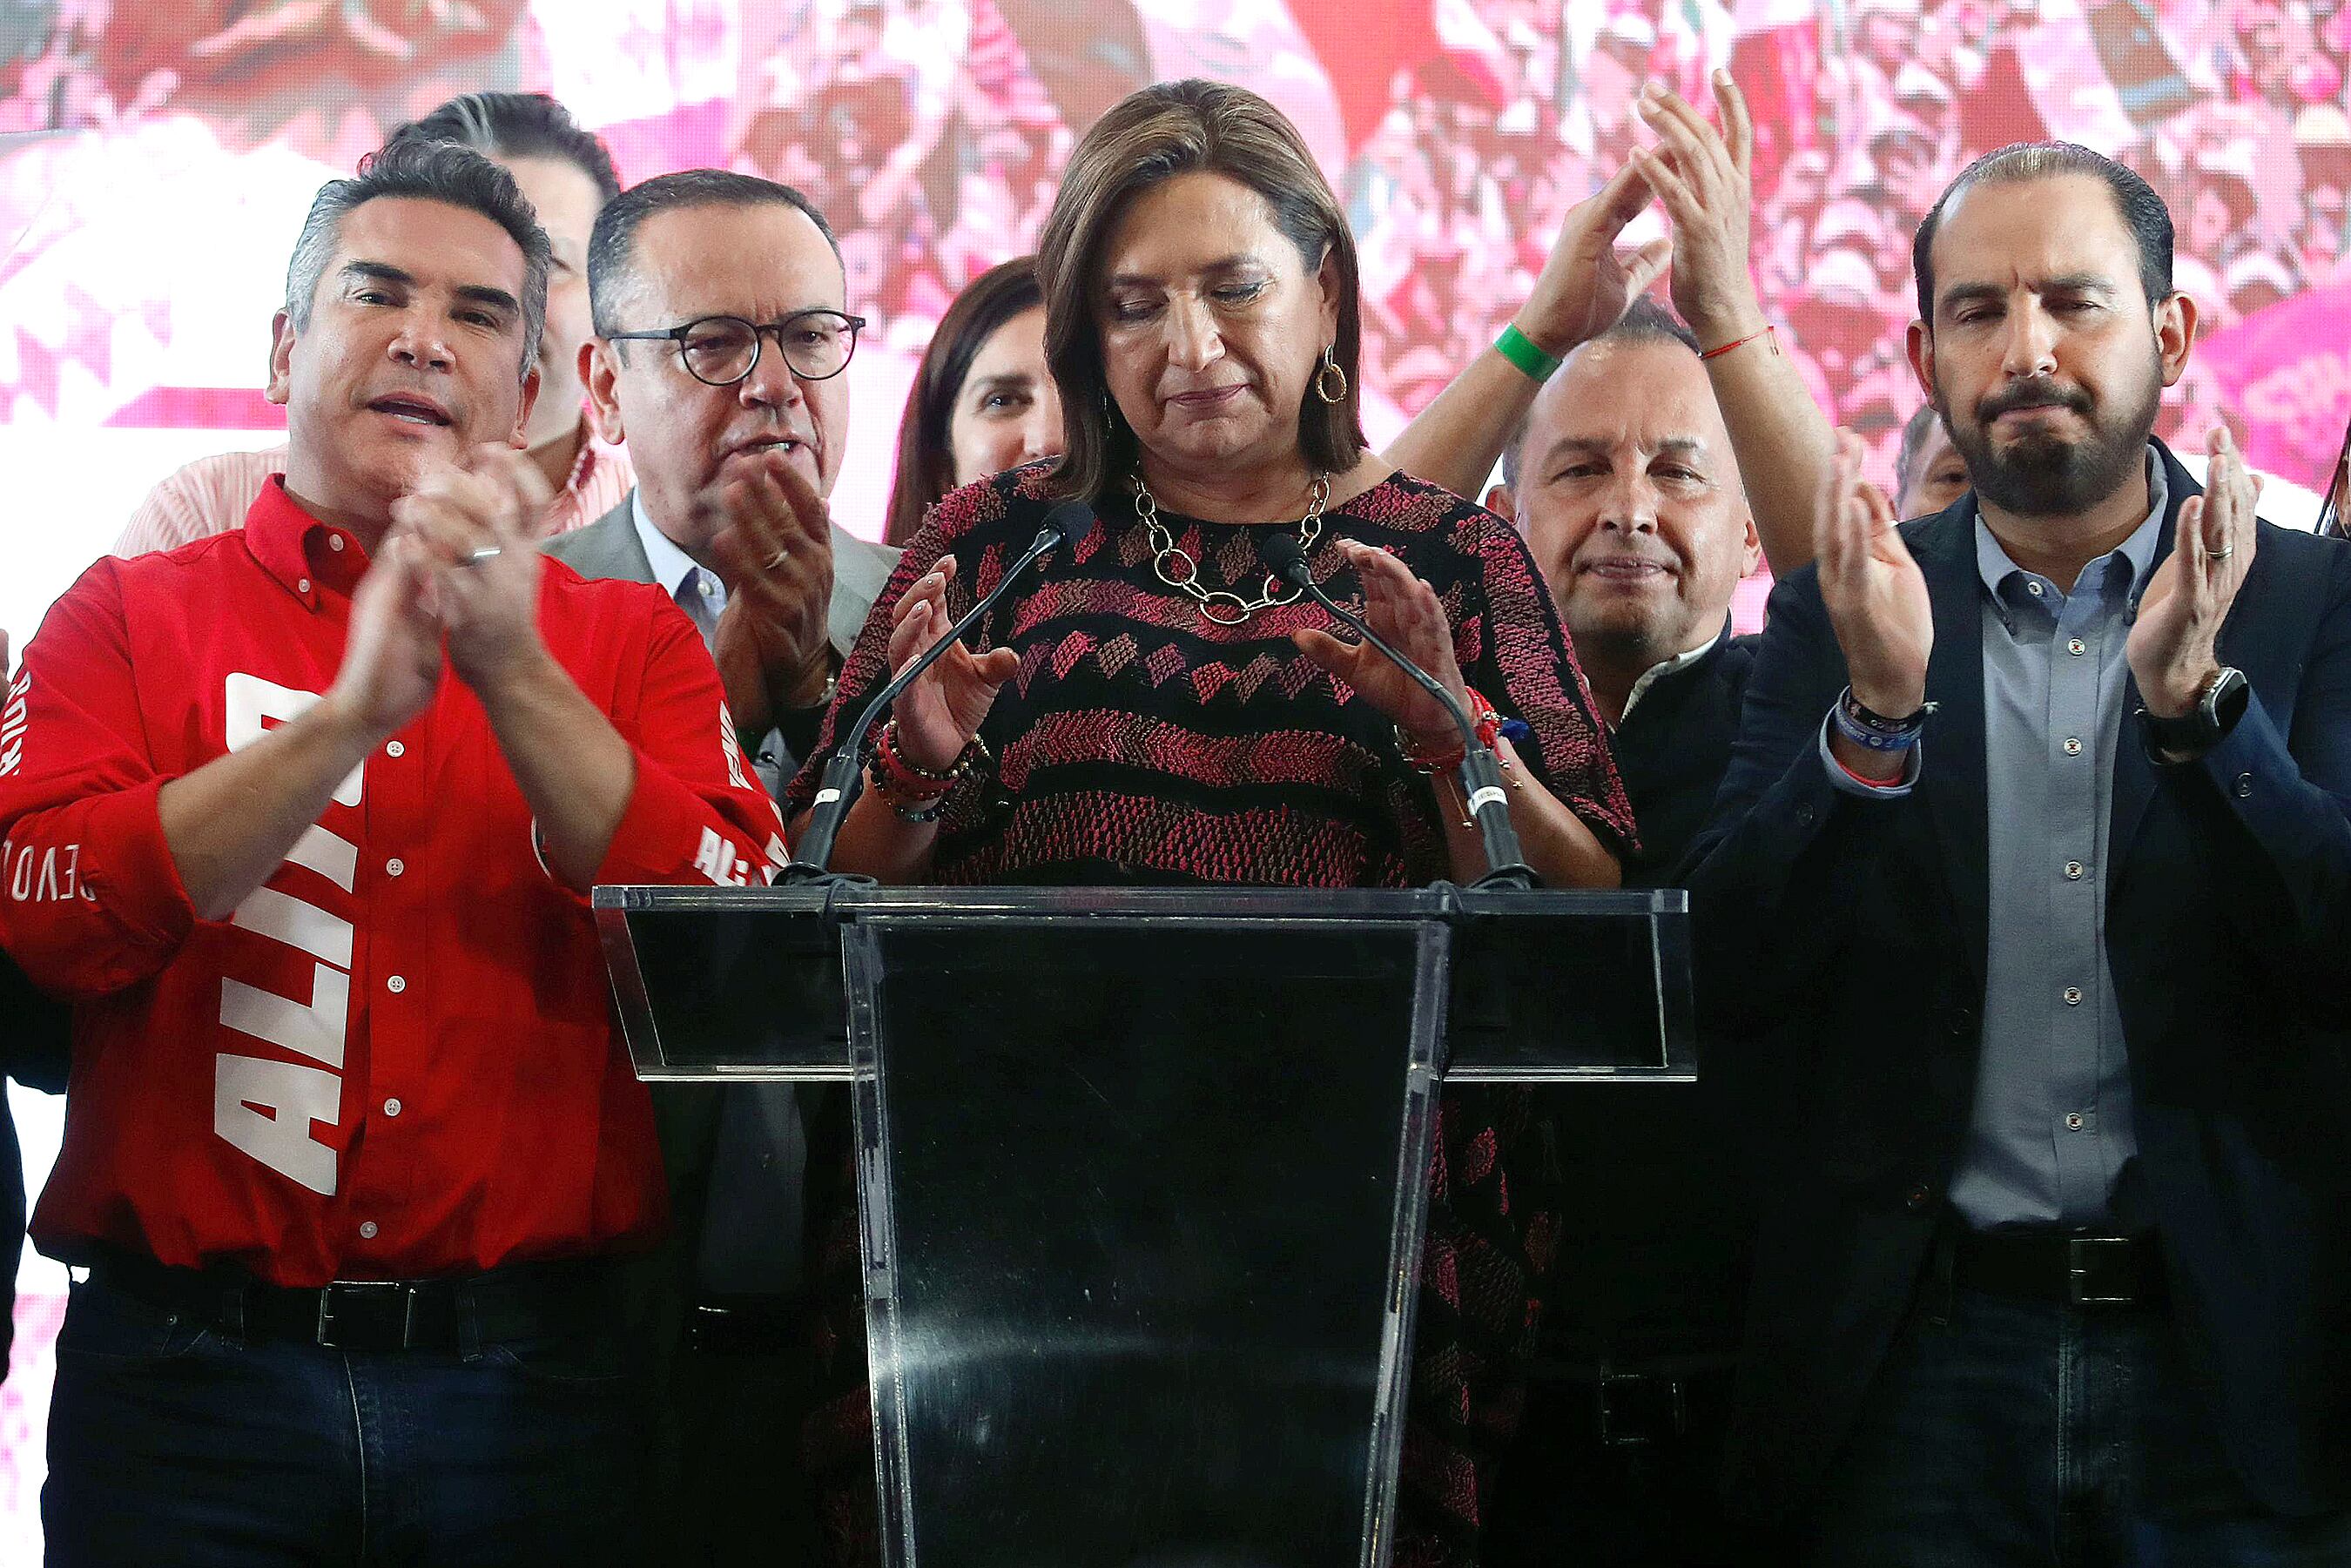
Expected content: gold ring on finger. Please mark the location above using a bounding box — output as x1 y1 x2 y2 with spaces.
766 548 791 570
2210 545 2234 561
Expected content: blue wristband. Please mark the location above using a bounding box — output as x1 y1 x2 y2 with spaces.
1830 693 1923 752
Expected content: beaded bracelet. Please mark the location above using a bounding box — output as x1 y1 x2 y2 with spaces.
869 720 989 819
1396 687 1530 773
1829 687 1926 752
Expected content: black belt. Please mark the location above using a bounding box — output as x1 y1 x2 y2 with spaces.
86 1252 623 1355
1530 1354 1737 1449
1951 1229 2166 1309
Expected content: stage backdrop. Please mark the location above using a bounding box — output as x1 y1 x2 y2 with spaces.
0 0 2343 1549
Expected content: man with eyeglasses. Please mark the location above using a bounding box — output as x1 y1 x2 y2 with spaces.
548 168 898 1565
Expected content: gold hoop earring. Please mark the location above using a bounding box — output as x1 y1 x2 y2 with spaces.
1315 347 1348 405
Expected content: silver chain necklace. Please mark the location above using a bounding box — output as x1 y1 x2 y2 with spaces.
1132 472 1331 627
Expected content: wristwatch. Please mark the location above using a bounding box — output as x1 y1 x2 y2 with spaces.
2139 666 2248 759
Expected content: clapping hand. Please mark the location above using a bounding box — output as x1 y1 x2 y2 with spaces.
702 453 837 737
391 445 555 693
1815 430 1932 720
885 555 1020 772
1630 72 1767 348
1292 540 1469 748
327 529 447 744
2131 426 2260 717
1516 162 1674 359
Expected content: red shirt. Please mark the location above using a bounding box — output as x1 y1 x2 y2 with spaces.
0 479 786 1286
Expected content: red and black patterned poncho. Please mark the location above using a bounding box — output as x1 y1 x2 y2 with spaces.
785 461 1636 1567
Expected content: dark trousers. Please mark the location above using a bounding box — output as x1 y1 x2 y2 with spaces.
44 1274 649 1567
1485 1363 1746 1568
652 1309 828 1565
1802 1285 2351 1568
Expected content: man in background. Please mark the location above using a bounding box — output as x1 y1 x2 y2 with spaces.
549 167 899 1565
1894 402 1971 519
1479 299 1763 1567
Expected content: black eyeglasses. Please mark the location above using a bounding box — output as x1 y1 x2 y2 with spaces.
606 310 866 387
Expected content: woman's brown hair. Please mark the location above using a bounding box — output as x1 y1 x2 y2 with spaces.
882 257 1046 547
1034 78 1365 503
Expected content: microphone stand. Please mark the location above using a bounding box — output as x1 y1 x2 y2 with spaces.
1263 538 1537 891
784 508 1091 884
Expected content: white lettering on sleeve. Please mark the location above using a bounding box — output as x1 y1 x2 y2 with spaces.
718 701 751 792
0 666 29 777
0 840 84 903
214 1054 340 1195
692 826 753 887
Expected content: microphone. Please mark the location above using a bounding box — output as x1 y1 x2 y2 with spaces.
785 501 1097 881
1259 532 1536 890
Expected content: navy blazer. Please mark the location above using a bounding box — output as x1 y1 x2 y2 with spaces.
1685 439 2351 1523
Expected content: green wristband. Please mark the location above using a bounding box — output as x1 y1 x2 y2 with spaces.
1494 323 1563 383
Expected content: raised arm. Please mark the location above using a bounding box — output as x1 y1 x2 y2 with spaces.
1381 162 1669 502
1633 73 1838 574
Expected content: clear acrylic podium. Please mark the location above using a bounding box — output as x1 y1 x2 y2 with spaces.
596 884 1692 1568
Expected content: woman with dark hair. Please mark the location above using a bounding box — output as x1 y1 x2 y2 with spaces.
880 256 1062 547
791 78 1632 1567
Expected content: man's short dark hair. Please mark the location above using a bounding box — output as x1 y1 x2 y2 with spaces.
588 170 841 336
285 139 550 378
385 92 622 205
1896 403 1944 497
1912 143 2174 326
1502 299 1702 490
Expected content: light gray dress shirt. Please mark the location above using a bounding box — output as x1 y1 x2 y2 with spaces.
1827 449 2168 1229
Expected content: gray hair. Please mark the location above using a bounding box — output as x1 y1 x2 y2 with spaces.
284 139 551 379
587 169 840 337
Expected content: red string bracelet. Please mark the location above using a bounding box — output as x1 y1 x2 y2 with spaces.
1699 324 1780 362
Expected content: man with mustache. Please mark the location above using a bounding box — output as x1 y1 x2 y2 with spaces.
1390 78 1829 1566
1690 143 2351 1561
0 140 786 1564
546 168 898 1565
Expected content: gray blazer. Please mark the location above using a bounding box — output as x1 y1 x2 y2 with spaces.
549 493 897 1305
546 489 900 661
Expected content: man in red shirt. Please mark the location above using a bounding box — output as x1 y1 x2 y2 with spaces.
0 140 784 1565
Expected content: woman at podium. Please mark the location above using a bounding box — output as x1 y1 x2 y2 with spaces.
787 77 1633 1567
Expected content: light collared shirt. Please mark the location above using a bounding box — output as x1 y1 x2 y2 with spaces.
1951 453 2165 1229
113 426 634 558
632 489 729 642
1821 448 2168 1228
1619 627 1728 727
